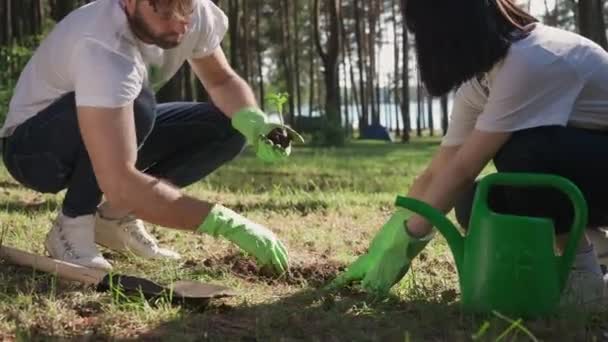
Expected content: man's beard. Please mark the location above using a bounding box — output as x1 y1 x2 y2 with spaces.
127 9 181 49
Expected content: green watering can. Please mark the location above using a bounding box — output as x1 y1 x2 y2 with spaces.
396 172 588 317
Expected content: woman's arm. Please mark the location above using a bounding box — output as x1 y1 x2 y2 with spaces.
407 129 511 237
407 145 460 199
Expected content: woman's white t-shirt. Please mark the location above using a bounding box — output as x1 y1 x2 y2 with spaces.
442 23 608 146
0 0 228 138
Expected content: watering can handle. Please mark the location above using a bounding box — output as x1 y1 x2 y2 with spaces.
394 196 466 275
475 172 588 292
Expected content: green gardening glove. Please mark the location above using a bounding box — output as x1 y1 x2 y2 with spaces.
232 107 304 163
197 204 289 274
327 208 434 295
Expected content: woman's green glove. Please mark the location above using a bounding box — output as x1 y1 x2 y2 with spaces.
231 107 304 163
328 208 434 295
197 205 289 274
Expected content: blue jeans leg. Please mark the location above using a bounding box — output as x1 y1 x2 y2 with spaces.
2 89 245 217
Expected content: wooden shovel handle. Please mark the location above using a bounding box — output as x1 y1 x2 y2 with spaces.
0 245 107 285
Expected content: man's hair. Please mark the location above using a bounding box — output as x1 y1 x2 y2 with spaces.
405 0 538 96
140 0 194 17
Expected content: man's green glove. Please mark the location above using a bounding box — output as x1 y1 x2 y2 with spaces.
197 204 289 274
328 208 434 295
232 107 304 163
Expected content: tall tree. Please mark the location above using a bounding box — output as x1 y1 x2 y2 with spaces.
353 0 368 131
228 0 239 70
314 0 342 125
441 94 449 135
577 0 608 50
279 0 296 124
255 0 265 110
392 0 401 137
399 0 411 142
51 0 80 22
293 0 302 118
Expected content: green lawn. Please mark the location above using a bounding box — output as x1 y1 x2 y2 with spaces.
0 138 606 341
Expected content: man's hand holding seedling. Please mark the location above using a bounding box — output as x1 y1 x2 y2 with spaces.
231 93 304 163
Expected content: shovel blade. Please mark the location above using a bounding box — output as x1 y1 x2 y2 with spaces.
96 274 166 299
170 280 237 299
96 275 236 307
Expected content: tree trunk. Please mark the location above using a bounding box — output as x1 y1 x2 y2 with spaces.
308 8 316 118
427 94 434 136
392 0 401 137
416 76 423 137
255 0 265 110
51 0 79 22
293 0 302 118
4 0 12 45
399 0 411 142
367 1 378 125
241 0 250 82
577 0 608 50
314 0 342 125
280 0 295 125
353 0 368 131
341 14 361 126
441 94 449 135
228 0 239 69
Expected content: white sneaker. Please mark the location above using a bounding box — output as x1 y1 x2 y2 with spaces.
94 213 181 260
44 213 113 271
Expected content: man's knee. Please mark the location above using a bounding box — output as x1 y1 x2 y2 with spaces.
133 87 156 145
226 128 247 158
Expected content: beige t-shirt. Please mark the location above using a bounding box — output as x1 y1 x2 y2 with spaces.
0 0 228 137
442 23 608 146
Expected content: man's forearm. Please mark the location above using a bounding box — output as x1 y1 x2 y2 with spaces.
207 74 258 118
112 169 213 231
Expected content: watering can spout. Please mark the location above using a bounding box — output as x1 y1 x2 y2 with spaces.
395 196 465 274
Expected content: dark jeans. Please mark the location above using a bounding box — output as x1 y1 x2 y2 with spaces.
1 87 246 217
454 126 608 234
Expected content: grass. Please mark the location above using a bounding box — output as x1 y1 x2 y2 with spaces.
0 138 607 341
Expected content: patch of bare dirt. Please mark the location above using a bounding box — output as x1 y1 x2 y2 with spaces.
185 254 346 287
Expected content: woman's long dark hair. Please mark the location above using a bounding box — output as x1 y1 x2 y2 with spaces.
405 0 538 96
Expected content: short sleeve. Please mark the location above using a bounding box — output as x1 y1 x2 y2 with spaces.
72 38 144 108
441 81 486 146
191 0 229 59
475 50 585 133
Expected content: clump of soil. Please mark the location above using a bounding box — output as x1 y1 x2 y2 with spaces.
190 254 346 287
74 301 103 317
266 127 291 148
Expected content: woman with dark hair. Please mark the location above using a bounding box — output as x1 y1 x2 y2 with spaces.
330 0 608 307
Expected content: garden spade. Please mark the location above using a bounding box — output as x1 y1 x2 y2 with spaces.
0 245 236 307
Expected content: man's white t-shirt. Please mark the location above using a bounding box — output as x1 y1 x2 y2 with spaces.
442 23 608 146
0 0 228 138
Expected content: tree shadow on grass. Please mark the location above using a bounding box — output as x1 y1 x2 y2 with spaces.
0 263 116 342
3 254 607 341
131 286 608 342
132 288 469 342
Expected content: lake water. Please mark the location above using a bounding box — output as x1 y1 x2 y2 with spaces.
271 98 453 130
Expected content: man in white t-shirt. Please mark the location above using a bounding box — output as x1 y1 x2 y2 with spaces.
0 0 301 273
